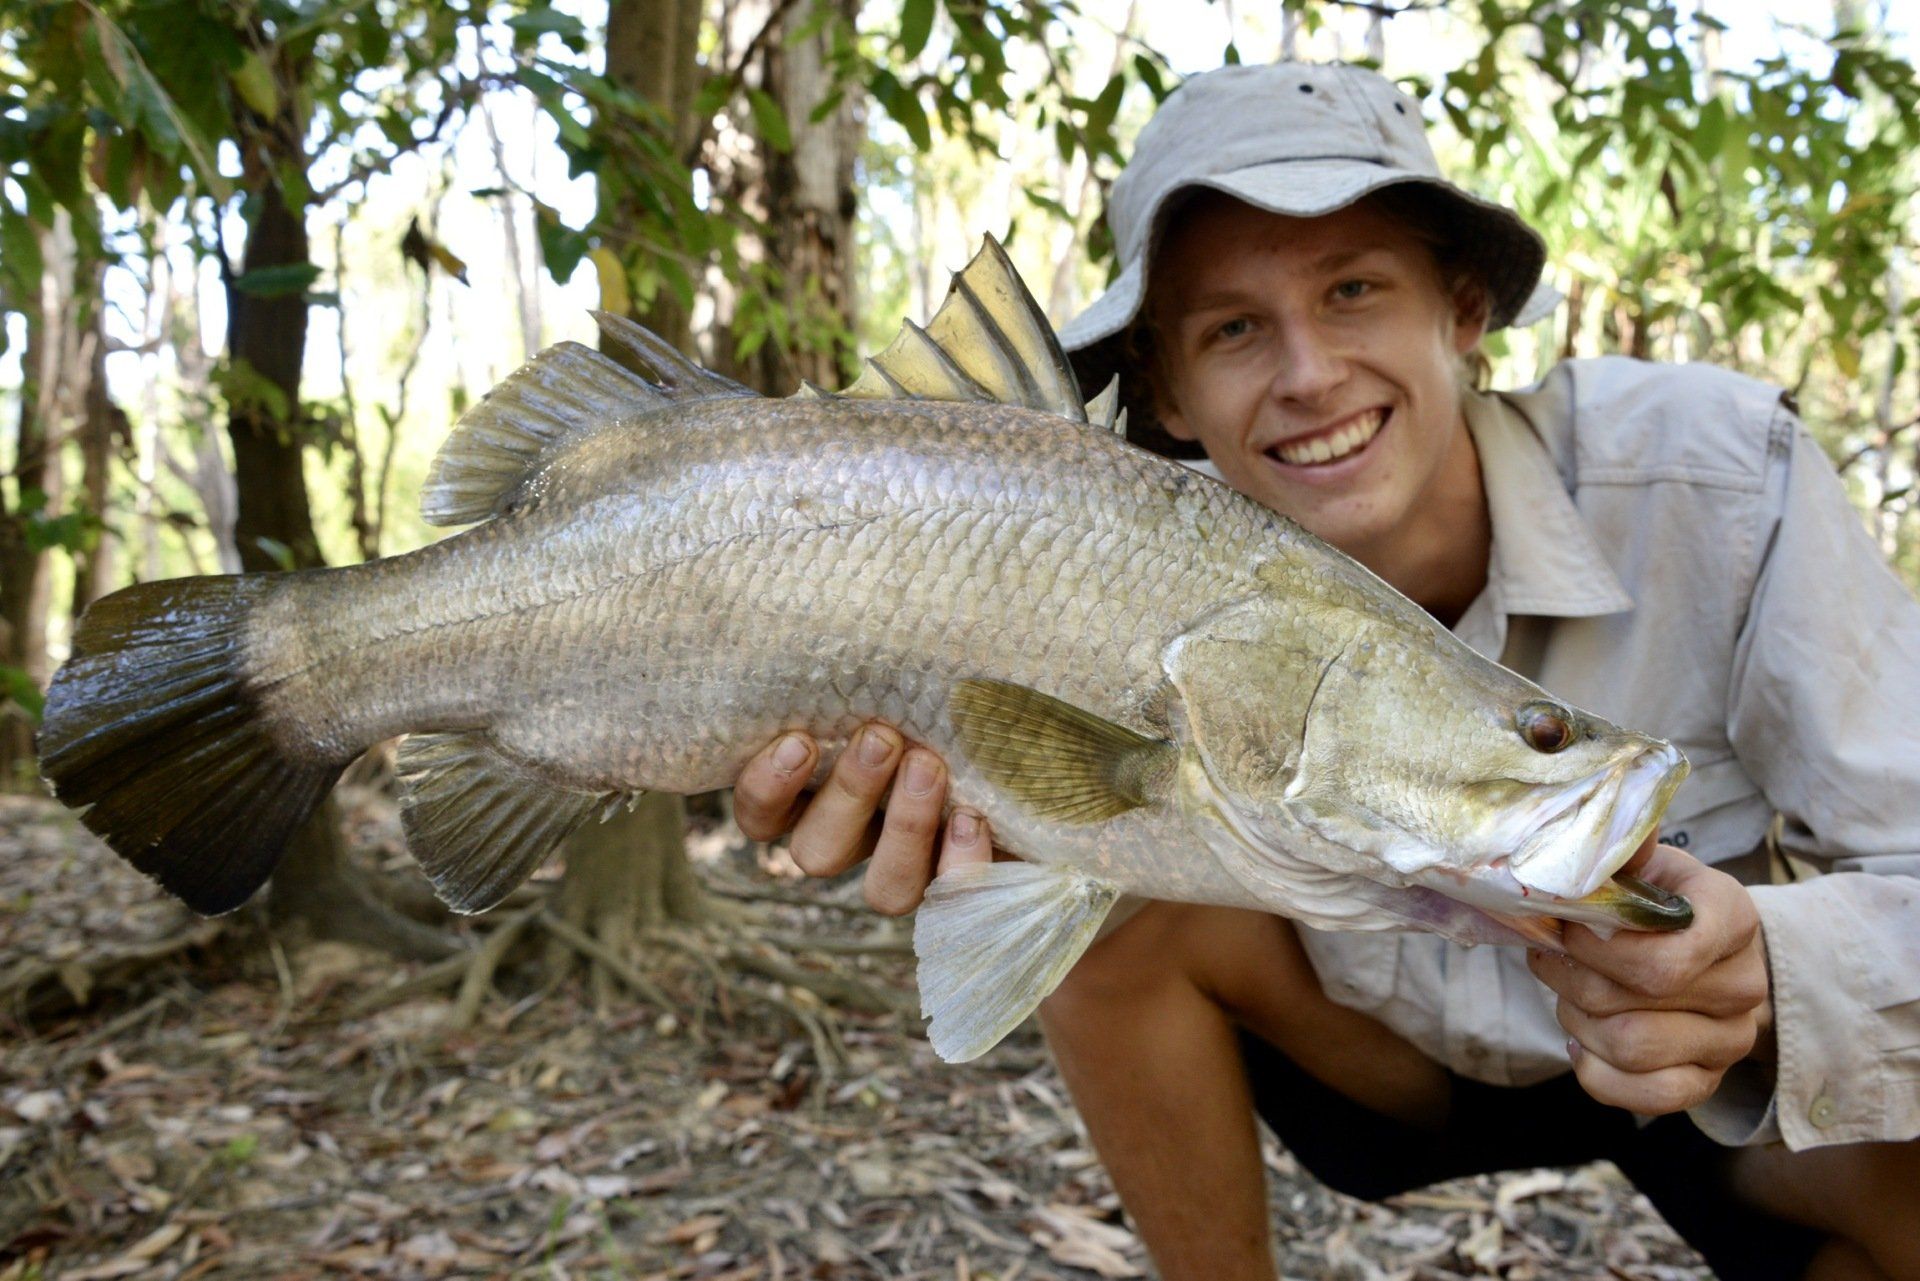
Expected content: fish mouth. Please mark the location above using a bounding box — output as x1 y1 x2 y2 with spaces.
1450 741 1691 943
1506 741 1688 901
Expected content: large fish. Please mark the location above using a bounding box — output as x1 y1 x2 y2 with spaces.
37 240 1690 1061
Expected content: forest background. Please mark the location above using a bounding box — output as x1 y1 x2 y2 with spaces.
1 0 1918 1276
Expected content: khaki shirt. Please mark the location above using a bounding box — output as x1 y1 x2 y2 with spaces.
1295 357 1920 1151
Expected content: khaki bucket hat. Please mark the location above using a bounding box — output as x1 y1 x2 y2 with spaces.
1061 62 1555 458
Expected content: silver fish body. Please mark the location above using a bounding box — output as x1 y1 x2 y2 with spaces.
38 239 1689 1061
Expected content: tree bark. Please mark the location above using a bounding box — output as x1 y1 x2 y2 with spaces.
72 283 128 610
747 0 860 392
1 218 77 791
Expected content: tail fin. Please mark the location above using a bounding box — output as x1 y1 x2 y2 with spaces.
36 575 348 916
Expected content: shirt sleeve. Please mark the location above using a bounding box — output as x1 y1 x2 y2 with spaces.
1690 410 1920 1150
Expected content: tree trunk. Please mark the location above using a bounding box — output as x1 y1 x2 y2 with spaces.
0 293 52 791
546 793 707 1003
72 285 127 610
225 177 448 957
0 217 79 791
746 0 861 392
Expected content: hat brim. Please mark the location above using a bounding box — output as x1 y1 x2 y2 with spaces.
1061 165 1548 458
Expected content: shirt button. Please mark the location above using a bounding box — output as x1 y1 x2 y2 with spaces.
1808 1095 1838 1129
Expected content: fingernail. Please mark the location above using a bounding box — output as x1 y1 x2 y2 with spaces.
772 735 809 774
951 811 980 844
903 752 939 797
858 727 893 766
1566 1037 1584 1065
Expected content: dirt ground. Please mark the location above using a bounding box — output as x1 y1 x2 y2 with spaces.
0 793 1715 1281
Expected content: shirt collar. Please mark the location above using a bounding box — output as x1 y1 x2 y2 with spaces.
1454 388 1633 655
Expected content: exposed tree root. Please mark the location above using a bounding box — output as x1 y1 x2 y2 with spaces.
534 908 680 1014
446 907 539 1030
268 802 458 962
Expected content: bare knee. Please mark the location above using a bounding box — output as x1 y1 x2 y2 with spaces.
1732 1139 1920 1280
1044 901 1312 1021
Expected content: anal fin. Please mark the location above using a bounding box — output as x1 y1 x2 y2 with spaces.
914 862 1119 1061
395 731 613 913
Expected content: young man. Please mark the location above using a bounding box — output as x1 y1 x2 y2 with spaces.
733 64 1920 1279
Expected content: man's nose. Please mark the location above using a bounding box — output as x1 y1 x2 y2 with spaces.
1268 322 1347 404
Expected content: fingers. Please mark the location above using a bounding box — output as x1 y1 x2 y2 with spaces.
1567 1042 1724 1116
1527 945 1765 1019
1559 848 1762 998
937 809 992 877
736 723 993 919
1556 1001 1755 1077
864 749 948 915
788 724 904 879
733 733 819 841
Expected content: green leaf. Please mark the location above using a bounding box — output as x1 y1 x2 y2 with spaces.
0 666 43 724
232 263 322 297
899 0 936 61
86 11 233 202
1085 73 1125 144
229 51 279 118
506 10 586 41
872 72 931 151
747 89 792 153
252 537 297 572
534 203 589 282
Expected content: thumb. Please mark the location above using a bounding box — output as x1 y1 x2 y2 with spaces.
1616 830 1660 879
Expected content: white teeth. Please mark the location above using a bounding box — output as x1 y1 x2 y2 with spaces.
1274 409 1385 466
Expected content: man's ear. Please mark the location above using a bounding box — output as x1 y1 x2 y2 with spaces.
1157 397 1198 442
1144 350 1197 441
1450 280 1492 355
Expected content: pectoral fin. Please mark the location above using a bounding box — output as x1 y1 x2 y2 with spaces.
914 862 1119 1061
948 679 1176 824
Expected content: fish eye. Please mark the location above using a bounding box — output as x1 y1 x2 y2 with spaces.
1516 701 1575 753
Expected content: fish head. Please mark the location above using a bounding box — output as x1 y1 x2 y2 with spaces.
1165 592 1690 942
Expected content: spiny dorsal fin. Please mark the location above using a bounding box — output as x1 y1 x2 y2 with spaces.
1085 377 1124 435
841 237 1086 421
949 679 1177 824
421 317 757 527
396 730 616 914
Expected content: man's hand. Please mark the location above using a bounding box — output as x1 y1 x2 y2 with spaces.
1527 837 1773 1116
732 725 992 915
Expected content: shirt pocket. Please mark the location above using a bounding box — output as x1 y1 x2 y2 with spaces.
1657 750 1772 866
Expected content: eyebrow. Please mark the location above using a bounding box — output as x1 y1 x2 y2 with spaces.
1310 246 1392 273
1167 247 1401 320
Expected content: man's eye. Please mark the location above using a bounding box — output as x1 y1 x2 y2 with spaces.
1215 317 1253 340
1333 279 1370 301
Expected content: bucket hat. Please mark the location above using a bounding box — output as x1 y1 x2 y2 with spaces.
1061 62 1555 457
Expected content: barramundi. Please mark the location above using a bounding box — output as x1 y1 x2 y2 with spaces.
37 240 1690 1061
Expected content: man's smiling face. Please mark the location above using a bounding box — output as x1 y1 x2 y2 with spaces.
1148 192 1488 573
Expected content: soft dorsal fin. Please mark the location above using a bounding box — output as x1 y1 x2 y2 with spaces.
421 317 756 527
841 237 1086 421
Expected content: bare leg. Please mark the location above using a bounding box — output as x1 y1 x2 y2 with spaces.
1732 1139 1920 1280
1038 902 1447 1281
